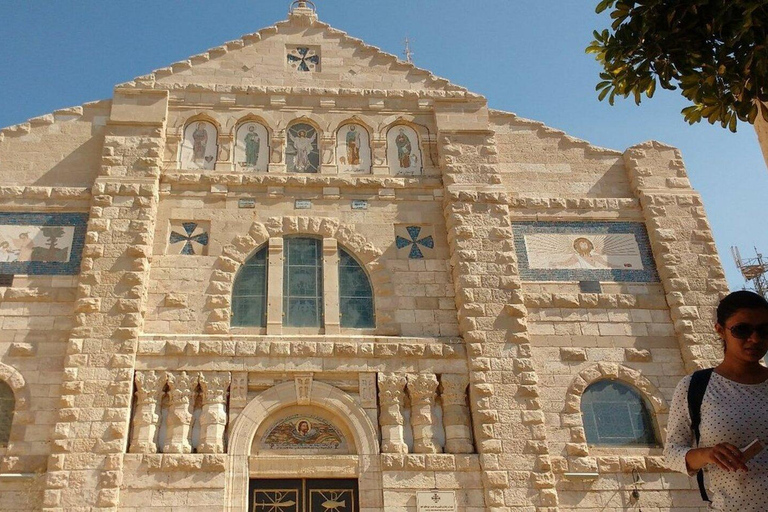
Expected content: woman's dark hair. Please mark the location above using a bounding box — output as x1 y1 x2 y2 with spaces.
716 290 768 326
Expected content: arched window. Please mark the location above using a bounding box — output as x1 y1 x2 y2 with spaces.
232 247 268 327
339 248 374 328
0 381 15 446
581 380 658 446
283 238 323 327
180 120 218 170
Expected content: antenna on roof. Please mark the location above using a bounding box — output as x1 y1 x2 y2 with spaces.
404 37 414 63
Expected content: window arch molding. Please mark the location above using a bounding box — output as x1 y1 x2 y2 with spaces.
207 216 394 335
564 363 667 450
0 362 29 448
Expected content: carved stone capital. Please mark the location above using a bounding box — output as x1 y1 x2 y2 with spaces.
378 373 406 407
134 371 165 405
406 373 439 405
439 374 469 406
166 371 197 405
199 372 230 405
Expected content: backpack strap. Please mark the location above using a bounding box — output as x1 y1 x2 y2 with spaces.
687 368 714 503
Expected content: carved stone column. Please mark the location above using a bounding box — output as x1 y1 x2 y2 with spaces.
371 135 388 175
268 131 286 173
163 371 197 454
440 374 474 454
129 371 166 454
407 373 441 453
198 372 230 454
377 373 408 454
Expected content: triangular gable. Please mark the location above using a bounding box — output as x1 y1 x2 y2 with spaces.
119 11 475 96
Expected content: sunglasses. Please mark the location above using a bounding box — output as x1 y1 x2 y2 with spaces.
727 323 768 340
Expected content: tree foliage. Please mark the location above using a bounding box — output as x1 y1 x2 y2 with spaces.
587 0 768 132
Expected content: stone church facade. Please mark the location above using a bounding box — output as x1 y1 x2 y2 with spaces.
0 4 728 511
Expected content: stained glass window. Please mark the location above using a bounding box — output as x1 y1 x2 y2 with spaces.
0 381 14 446
339 248 374 328
581 380 658 446
232 247 268 327
283 238 323 327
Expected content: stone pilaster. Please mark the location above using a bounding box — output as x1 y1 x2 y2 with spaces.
42 89 168 510
377 373 408 454
267 237 284 334
437 102 557 511
406 373 441 454
162 371 197 454
198 372 230 454
129 371 166 454
624 141 729 371
439 374 473 454
322 238 340 333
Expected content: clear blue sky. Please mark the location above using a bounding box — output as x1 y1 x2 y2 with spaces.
1 1 765 289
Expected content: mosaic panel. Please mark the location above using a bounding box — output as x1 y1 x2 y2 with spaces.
180 120 217 170
0 212 87 275
395 225 435 259
168 221 210 255
512 221 659 282
387 125 422 175
336 123 372 173
260 414 346 451
286 123 320 173
287 45 320 72
235 122 270 172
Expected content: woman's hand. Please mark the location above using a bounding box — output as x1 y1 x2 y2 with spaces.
686 444 749 472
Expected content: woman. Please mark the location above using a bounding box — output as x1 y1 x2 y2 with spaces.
665 290 768 511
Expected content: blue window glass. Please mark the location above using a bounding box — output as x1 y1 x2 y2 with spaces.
339 248 374 328
0 381 14 446
283 238 323 327
581 380 658 446
231 247 268 327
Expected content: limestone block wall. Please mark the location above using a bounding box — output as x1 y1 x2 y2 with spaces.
491 112 633 199
144 185 457 337
0 101 110 187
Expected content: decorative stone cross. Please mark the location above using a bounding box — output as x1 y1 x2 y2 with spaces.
396 226 434 259
169 222 209 255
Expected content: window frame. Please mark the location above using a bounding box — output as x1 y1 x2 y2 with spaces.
580 379 660 448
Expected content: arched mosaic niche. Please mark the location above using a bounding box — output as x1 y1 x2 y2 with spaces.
386 124 422 175
180 119 218 170
286 122 320 173
252 405 354 455
234 121 270 172
336 123 371 174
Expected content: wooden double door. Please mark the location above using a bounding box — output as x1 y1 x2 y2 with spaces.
249 478 359 512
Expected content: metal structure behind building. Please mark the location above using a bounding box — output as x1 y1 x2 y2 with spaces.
732 246 768 297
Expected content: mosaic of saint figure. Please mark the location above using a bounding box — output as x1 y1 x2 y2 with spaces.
387 125 421 174
345 125 361 165
523 232 644 271
395 129 412 168
287 124 319 173
244 125 261 167
192 122 209 162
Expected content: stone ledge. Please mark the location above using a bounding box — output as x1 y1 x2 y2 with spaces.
524 293 668 310
1 288 76 303
137 335 466 359
444 190 640 211
380 453 480 471
551 455 669 474
124 453 226 472
0 186 91 200
161 172 443 191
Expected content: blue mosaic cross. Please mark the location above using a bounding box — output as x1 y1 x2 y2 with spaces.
287 47 320 71
169 222 209 255
396 226 434 259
